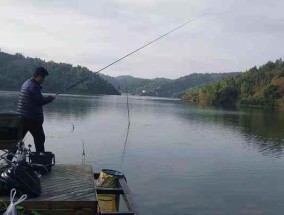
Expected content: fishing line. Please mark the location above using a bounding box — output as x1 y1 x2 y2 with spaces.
81 140 86 165
71 123 75 133
120 84 131 169
55 16 201 96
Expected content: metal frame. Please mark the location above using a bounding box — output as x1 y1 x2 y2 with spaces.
94 173 139 215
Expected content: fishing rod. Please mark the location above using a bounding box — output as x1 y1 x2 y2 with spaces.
55 16 200 96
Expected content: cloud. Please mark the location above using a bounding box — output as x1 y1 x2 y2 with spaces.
0 0 283 78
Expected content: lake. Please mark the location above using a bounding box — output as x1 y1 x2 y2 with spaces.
1 91 284 215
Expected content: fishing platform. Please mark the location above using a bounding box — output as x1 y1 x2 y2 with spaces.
0 113 138 214
2 164 138 215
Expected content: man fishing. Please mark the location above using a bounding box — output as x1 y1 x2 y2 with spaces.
16 67 55 153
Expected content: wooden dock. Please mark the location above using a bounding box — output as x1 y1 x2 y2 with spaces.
1 164 139 215
0 114 138 214
3 164 97 215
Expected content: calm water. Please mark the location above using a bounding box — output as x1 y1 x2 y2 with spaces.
1 91 284 215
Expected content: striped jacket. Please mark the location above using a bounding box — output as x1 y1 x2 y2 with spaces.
17 79 53 123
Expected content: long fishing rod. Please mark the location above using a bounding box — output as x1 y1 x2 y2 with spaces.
55 17 200 96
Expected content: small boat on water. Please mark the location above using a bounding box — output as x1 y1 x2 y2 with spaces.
0 113 138 215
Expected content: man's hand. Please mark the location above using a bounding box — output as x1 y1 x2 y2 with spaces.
47 95 56 101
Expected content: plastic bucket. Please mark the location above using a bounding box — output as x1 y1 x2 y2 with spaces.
97 194 117 212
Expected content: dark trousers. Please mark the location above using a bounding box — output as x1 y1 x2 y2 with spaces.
22 118 45 152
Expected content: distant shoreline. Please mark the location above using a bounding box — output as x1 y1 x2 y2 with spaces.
0 90 182 101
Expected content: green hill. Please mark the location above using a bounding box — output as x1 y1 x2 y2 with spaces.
149 73 239 98
182 59 284 108
101 73 239 98
0 52 120 95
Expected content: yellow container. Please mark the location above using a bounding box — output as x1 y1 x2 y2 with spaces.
97 194 117 212
96 169 125 212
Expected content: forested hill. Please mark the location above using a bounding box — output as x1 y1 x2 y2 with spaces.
182 59 284 107
0 52 120 95
100 74 173 95
147 73 239 98
101 73 239 98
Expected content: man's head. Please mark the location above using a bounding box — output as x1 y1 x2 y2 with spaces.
33 67 49 84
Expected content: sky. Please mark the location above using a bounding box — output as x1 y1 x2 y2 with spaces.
0 0 283 79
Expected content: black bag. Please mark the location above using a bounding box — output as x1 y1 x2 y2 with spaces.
29 152 55 174
14 163 41 197
0 163 41 198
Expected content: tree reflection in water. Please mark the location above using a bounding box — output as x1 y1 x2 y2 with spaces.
183 103 284 157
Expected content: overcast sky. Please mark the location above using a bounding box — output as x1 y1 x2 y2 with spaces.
0 0 283 79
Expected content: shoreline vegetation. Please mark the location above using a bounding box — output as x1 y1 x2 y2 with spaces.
182 59 284 109
1 51 283 109
0 52 120 95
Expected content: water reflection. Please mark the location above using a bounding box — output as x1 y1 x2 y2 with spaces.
45 94 99 119
2 91 284 157
0 91 99 120
239 109 284 157
182 103 284 157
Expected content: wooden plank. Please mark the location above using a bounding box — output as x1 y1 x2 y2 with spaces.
118 179 139 215
96 187 124 195
115 194 120 211
100 212 134 215
17 201 96 209
27 209 96 215
37 165 97 201
45 188 95 201
2 164 98 214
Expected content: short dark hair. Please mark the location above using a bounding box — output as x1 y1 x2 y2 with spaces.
33 67 49 77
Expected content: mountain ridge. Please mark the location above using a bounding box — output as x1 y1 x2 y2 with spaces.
100 72 240 98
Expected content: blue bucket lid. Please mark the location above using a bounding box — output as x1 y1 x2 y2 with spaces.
101 169 125 178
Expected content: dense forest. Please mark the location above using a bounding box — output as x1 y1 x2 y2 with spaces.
101 73 239 98
0 52 120 95
182 59 284 108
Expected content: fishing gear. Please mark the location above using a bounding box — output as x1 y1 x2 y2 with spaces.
55 17 200 96
120 85 130 168
81 140 86 165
